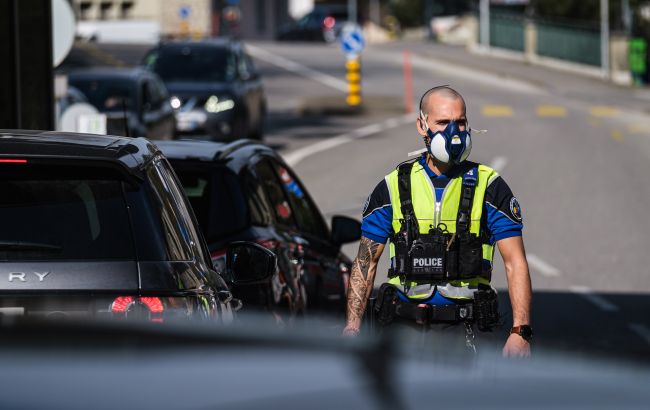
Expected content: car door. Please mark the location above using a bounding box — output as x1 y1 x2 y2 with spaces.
240 52 264 131
150 74 176 139
266 158 346 311
252 158 307 314
154 158 233 321
140 77 171 140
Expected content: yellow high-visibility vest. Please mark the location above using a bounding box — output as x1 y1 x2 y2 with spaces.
385 160 499 299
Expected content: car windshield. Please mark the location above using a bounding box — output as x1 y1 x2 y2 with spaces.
145 46 236 82
0 163 135 261
170 162 248 243
69 77 137 112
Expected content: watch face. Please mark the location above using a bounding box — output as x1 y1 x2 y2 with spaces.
520 325 533 340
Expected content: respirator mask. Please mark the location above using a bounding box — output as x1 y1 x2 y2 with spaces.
419 110 472 165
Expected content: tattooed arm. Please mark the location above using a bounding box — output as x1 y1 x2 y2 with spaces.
342 237 385 336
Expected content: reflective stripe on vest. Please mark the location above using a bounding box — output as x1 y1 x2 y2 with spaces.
385 161 499 299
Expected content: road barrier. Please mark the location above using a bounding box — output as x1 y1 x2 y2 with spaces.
346 57 362 106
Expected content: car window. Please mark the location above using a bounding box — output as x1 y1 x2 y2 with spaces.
69 77 136 112
145 46 237 82
0 163 134 261
170 161 252 243
254 160 296 229
158 159 209 263
271 161 329 238
144 159 194 261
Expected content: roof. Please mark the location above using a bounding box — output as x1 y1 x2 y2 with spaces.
156 139 278 171
0 130 161 175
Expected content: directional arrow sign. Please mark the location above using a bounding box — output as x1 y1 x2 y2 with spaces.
340 24 365 58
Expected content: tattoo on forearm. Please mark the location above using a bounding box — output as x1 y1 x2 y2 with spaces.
346 238 382 325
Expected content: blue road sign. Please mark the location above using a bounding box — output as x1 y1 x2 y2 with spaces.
179 6 191 20
340 26 365 57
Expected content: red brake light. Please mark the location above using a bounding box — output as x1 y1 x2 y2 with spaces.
111 296 135 313
323 16 335 29
140 297 164 313
0 159 27 163
111 296 164 322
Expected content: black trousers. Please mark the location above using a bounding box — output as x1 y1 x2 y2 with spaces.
377 318 504 357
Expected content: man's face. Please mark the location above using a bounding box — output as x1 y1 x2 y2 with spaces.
417 95 467 137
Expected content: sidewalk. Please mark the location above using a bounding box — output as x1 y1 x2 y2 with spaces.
375 40 650 116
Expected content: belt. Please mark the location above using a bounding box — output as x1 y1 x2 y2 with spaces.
394 301 474 325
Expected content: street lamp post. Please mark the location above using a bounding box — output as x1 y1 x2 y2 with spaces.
480 0 490 49
601 0 610 78
348 0 357 24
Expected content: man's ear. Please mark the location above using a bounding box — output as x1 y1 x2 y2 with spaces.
416 117 428 136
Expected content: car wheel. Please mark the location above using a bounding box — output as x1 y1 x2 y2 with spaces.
249 103 266 140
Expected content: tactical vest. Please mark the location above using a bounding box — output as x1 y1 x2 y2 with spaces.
385 159 499 299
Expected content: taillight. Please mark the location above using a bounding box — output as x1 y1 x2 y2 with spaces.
110 296 165 322
323 16 335 29
0 159 28 163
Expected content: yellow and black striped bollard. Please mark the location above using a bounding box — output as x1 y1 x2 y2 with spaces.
346 57 362 106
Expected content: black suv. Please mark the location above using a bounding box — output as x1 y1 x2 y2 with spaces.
0 131 274 323
157 139 361 319
142 39 266 141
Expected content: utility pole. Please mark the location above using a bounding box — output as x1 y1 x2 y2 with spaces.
348 0 357 24
480 0 490 49
601 0 610 78
369 0 380 25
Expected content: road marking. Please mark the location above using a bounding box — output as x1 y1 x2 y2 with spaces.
489 156 508 172
610 130 624 141
283 114 413 167
247 45 348 92
481 105 513 117
588 118 602 127
590 106 620 118
569 286 619 312
526 254 561 277
536 105 567 118
627 124 650 134
628 323 650 345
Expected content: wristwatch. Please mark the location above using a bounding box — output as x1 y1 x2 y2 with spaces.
510 325 533 342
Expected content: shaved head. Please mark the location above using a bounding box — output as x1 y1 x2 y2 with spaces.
419 86 466 115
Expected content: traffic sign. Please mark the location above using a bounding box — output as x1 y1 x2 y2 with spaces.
340 24 365 58
179 6 192 20
51 0 75 68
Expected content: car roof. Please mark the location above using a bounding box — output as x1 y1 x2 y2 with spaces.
67 67 152 81
0 130 161 177
156 139 278 171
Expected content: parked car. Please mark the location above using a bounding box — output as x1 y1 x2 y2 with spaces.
156 139 360 319
276 5 349 43
68 67 176 140
141 39 266 142
0 130 275 323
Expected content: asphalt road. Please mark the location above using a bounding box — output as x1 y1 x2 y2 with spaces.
75 39 650 361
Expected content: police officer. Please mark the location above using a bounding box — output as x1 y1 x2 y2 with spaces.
342 86 532 357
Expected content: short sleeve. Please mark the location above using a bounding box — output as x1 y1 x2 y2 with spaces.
484 176 523 244
361 179 393 244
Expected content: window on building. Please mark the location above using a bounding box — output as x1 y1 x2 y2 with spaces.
120 1 134 19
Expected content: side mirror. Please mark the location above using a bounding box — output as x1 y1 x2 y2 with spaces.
331 215 361 246
226 241 276 285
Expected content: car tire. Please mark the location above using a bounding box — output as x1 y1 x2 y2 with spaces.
249 103 266 141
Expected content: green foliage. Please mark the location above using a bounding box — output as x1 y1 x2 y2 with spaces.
389 0 424 28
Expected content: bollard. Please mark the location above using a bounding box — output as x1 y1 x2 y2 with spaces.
346 57 362 106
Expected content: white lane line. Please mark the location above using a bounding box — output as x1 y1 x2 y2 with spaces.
628 323 650 345
526 254 561 277
489 156 508 172
569 286 620 312
283 114 413 167
247 45 348 92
